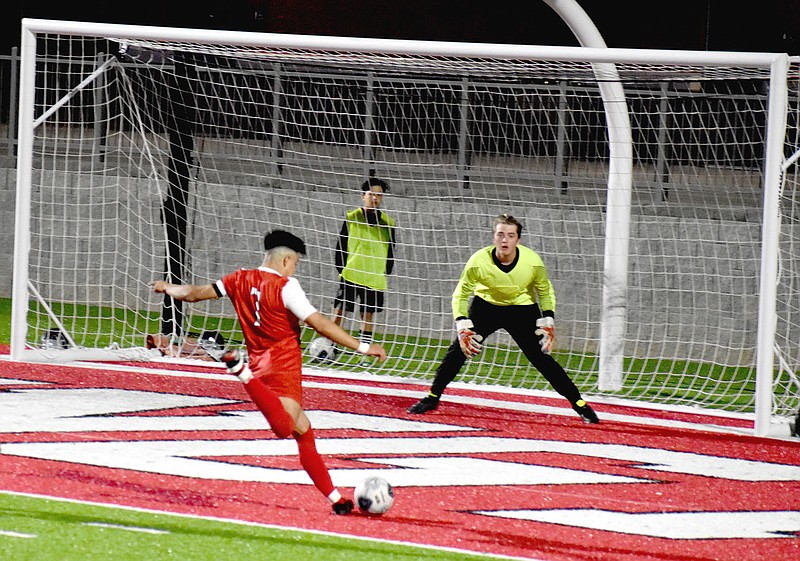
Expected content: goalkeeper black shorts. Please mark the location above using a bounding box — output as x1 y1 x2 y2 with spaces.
334 278 384 314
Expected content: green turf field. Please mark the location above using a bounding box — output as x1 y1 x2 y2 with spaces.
0 298 10 345
0 492 499 561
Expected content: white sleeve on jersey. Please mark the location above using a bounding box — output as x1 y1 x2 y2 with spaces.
282 277 317 321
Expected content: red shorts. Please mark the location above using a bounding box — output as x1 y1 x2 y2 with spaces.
248 338 303 403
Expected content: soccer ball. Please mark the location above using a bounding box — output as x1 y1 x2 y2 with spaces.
354 476 394 515
307 336 337 362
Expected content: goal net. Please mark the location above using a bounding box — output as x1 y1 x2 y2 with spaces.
11 20 800 435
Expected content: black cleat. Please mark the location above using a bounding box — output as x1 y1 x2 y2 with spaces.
407 395 440 414
332 498 354 515
573 401 600 424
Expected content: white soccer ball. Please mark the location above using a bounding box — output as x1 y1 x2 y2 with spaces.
354 476 395 515
307 336 337 362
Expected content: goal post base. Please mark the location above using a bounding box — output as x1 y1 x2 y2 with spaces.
753 418 797 439
12 347 163 364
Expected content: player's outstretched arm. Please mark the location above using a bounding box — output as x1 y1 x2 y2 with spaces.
150 281 218 303
304 311 387 361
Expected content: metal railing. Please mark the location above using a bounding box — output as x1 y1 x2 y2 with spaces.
0 48 19 158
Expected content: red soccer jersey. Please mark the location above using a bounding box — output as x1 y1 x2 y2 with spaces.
218 268 306 402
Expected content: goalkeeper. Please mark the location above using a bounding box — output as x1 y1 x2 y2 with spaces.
407 214 599 424
331 177 397 359
152 230 387 514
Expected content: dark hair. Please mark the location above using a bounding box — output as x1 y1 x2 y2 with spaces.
361 177 388 192
263 230 306 255
494 213 523 236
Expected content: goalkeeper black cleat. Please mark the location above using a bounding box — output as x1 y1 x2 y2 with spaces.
572 400 600 424
407 395 440 414
332 498 354 515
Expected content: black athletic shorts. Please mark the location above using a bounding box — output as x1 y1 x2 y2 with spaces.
334 278 384 314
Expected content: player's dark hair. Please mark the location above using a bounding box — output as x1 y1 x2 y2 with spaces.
361 177 388 192
263 230 306 255
494 213 523 235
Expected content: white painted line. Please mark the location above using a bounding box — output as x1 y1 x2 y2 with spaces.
83 522 170 534
477 509 800 540
0 529 37 538
0 378 45 386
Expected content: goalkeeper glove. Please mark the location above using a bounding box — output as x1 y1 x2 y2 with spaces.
456 318 483 357
534 316 555 354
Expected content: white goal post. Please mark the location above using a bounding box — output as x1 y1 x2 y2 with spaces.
11 18 800 437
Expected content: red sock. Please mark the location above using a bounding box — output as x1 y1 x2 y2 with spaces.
295 428 336 498
243 378 295 438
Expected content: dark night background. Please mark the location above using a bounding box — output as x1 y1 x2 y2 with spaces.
2 0 799 55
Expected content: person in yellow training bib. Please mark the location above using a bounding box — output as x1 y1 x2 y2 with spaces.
331 177 397 360
407 213 599 424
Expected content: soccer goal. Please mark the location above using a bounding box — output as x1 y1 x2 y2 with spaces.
11 19 800 436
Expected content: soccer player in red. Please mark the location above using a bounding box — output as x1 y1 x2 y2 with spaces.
152 230 387 514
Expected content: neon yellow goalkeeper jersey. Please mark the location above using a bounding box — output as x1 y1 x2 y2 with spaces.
451 244 556 319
